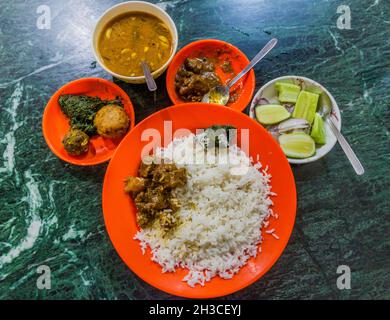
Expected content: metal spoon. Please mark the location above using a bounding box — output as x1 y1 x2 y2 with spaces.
141 61 157 92
318 92 365 175
202 38 278 105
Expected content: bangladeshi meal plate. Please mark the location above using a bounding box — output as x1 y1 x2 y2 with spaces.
41 1 339 299
102 103 296 298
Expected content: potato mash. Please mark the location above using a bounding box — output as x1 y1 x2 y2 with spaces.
94 105 130 139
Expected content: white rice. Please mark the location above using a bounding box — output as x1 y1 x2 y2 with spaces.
134 134 276 287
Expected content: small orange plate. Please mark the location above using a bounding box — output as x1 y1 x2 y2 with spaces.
42 78 135 166
102 103 296 298
166 39 256 111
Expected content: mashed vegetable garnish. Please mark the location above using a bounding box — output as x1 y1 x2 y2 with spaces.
58 94 123 136
58 94 129 156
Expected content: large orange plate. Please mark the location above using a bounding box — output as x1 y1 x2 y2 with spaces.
166 39 256 111
102 103 296 298
42 78 135 166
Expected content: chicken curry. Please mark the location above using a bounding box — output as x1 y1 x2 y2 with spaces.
125 157 187 232
175 57 222 102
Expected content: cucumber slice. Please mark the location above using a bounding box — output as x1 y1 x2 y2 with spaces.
311 113 326 144
304 86 323 95
255 104 291 125
275 82 301 103
275 79 295 85
292 90 319 125
279 132 316 159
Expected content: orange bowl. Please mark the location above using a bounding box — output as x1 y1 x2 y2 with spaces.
42 78 135 166
166 39 256 111
102 103 296 298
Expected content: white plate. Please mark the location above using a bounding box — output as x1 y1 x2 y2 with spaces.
249 76 342 164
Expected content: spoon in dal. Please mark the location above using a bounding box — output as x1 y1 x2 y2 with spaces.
202 38 278 105
141 61 157 92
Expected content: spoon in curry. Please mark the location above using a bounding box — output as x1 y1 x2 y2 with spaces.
141 61 157 92
202 38 278 105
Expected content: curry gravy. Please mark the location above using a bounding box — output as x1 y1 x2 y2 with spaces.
99 12 173 77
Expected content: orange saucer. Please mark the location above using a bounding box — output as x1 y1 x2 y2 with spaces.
166 39 256 111
42 78 135 166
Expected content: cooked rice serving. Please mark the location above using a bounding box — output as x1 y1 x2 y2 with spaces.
134 133 276 287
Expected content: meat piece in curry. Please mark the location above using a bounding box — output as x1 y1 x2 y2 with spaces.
124 177 145 193
125 158 187 232
175 57 222 102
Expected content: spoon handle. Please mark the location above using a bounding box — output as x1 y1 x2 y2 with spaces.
228 38 278 88
141 61 157 92
327 117 365 175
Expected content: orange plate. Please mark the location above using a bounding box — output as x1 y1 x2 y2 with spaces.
166 39 256 111
102 103 296 298
42 78 135 166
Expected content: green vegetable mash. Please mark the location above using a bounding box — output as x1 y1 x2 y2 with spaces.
58 94 123 136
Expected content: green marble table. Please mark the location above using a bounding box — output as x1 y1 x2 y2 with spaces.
0 0 389 300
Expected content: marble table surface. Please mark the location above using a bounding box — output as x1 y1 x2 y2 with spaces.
0 0 389 300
